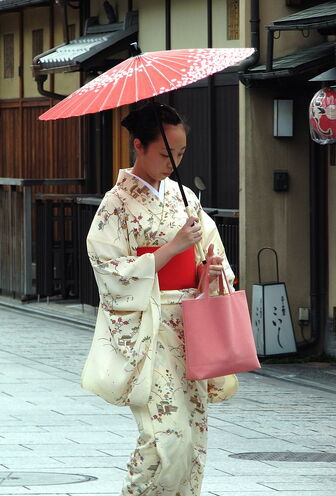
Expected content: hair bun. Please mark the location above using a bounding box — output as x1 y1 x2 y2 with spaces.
120 102 187 147
121 111 138 133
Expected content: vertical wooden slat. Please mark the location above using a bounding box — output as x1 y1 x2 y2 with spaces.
0 100 80 188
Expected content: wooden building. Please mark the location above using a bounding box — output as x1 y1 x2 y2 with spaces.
0 0 242 298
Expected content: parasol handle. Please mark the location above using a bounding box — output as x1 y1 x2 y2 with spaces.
152 103 206 263
185 206 206 264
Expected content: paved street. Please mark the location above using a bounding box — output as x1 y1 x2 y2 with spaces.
0 305 335 496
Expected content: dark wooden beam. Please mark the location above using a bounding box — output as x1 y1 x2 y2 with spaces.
207 0 214 203
266 29 274 71
165 0 171 50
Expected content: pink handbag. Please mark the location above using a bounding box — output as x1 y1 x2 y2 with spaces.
182 264 261 380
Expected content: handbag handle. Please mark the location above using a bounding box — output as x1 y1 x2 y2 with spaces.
197 260 233 298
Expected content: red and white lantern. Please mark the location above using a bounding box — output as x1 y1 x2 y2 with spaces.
309 87 336 144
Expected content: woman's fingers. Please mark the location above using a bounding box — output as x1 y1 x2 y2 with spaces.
171 216 202 253
209 264 223 275
186 216 199 226
206 243 214 259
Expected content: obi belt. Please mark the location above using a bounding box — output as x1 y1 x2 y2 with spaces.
137 246 197 290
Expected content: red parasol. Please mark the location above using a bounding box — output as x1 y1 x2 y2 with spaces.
39 46 254 120
39 45 254 262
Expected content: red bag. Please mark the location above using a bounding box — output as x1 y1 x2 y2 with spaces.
182 264 261 380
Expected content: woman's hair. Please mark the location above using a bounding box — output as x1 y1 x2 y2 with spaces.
121 102 188 148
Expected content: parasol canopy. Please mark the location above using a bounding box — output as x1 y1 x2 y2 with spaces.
39 45 254 263
39 47 254 120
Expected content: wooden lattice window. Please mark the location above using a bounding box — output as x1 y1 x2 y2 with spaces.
227 0 239 40
68 24 76 41
32 29 44 58
3 33 14 79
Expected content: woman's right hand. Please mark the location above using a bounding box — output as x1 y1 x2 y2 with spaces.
169 216 202 255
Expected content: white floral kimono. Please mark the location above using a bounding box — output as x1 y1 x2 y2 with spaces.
81 169 238 495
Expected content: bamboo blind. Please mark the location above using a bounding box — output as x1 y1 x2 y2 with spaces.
3 33 14 78
32 29 44 59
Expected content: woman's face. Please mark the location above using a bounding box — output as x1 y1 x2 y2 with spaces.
133 123 187 187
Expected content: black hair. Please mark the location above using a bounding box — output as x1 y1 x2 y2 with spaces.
121 102 188 148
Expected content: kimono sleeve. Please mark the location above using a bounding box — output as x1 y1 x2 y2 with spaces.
87 193 156 312
81 192 161 407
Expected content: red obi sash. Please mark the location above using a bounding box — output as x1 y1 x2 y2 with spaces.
137 246 197 290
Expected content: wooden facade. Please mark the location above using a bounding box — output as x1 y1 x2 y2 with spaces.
0 98 81 193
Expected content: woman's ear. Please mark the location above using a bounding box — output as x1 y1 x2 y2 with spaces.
133 138 144 155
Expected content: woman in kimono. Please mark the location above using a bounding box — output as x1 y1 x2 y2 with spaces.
81 103 238 495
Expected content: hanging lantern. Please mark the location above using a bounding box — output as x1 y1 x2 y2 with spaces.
309 86 336 145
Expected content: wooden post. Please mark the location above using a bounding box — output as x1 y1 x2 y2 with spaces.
23 185 33 297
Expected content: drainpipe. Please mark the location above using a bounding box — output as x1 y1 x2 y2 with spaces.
35 74 67 100
238 0 260 82
296 141 328 352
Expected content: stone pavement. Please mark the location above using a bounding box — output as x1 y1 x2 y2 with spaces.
0 305 336 496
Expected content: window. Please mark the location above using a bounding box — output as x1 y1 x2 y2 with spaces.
3 33 14 78
227 0 239 40
68 24 76 41
32 29 44 58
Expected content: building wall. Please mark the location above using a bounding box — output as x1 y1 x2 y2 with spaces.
53 4 80 96
0 4 80 100
325 149 336 357
239 0 322 344
23 6 49 98
137 0 240 51
171 0 208 48
213 0 240 48
138 0 165 51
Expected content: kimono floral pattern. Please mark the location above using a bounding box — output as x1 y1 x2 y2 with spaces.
81 169 238 496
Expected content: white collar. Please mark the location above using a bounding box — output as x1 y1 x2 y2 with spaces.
125 170 165 201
